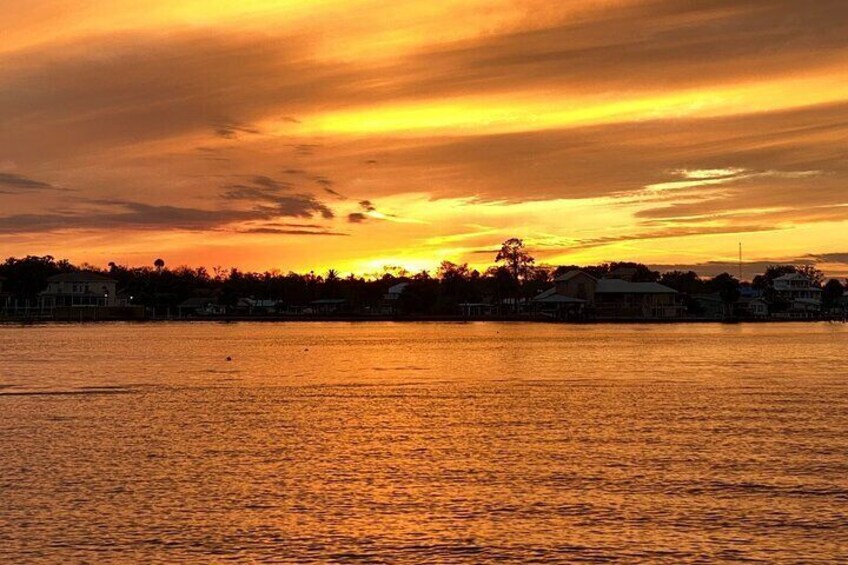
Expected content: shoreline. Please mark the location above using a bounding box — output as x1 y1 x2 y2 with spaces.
1 315 843 325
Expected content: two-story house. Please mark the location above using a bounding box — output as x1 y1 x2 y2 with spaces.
534 270 682 320
39 272 119 308
772 273 822 317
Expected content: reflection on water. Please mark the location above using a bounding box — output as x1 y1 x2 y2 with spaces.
1 322 847 563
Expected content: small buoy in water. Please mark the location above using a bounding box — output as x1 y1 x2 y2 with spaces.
226 356 233 362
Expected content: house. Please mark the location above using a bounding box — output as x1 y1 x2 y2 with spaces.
380 282 408 314
178 297 226 317
690 293 725 320
552 270 597 300
39 272 119 308
241 298 283 315
593 278 682 319
532 287 586 320
458 302 493 317
772 273 822 318
310 298 347 314
536 270 682 320
746 297 770 318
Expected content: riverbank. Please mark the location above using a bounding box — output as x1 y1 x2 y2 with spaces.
2 315 844 325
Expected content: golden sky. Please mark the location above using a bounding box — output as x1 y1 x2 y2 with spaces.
2 0 848 277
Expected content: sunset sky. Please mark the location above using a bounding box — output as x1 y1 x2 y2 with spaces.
2 1 847 277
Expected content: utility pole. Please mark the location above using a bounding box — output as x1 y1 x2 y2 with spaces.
738 242 743 281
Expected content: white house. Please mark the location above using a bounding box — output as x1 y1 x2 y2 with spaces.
772 273 822 317
40 272 119 308
381 282 409 314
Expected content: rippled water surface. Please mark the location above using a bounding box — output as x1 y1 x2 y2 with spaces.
2 322 847 563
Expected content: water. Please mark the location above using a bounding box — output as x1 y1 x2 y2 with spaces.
1 322 847 563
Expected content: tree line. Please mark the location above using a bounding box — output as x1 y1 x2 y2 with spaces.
1 238 845 314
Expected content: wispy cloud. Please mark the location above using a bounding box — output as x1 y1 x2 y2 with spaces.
0 172 70 193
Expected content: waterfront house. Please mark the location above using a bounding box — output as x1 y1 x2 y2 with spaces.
746 297 770 318
552 270 597 300
594 278 682 319
532 287 586 320
178 296 226 317
380 282 408 314
458 302 493 317
536 270 681 320
691 293 725 320
240 298 283 315
772 273 822 318
39 272 119 308
310 298 347 314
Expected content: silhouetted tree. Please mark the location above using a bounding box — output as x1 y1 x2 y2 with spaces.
823 278 845 309
0 255 73 299
752 265 797 290
798 264 824 286
495 238 535 283
708 273 741 319
660 270 707 295
495 238 535 312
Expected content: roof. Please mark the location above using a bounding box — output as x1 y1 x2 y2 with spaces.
534 287 556 300
47 271 115 283
179 297 217 308
533 287 585 303
774 273 808 281
246 299 281 307
387 282 409 294
554 270 597 283
595 279 677 294
534 294 586 304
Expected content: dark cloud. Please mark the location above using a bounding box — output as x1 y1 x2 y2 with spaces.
346 200 380 223
0 172 69 193
311 176 346 199
255 196 334 220
239 227 347 236
650 254 848 280
220 175 334 219
803 253 848 265
0 202 254 233
0 193 334 233
324 187 346 199
212 119 260 139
